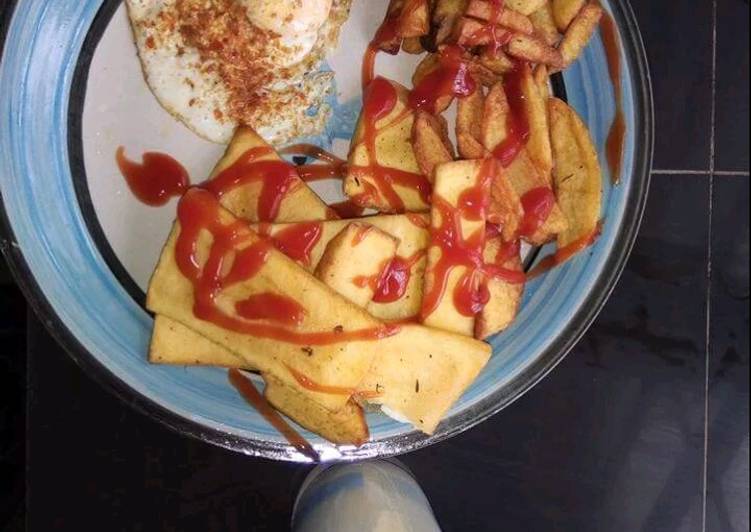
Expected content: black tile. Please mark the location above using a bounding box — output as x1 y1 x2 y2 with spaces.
26 319 310 532
706 177 749 532
402 175 710 531
0 285 26 531
715 0 750 172
26 176 711 530
630 0 714 170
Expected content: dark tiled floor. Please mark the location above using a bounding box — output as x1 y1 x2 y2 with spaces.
706 177 749 532
714 0 750 171
630 0 714 171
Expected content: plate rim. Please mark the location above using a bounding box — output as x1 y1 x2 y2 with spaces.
0 0 653 461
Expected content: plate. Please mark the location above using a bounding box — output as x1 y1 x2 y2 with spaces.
0 0 652 461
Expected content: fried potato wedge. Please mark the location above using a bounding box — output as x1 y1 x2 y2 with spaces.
488 163 524 242
263 375 369 446
475 238 524 339
505 149 568 245
413 111 455 179
376 0 405 53
504 0 548 16
433 0 469 44
529 2 561 46
421 160 488 336
314 223 399 308
357 324 491 433
207 127 332 223
402 36 425 54
477 47 515 74
149 314 252 368
533 64 551 98
558 3 603 68
506 33 563 67
552 0 585 32
456 88 487 159
465 1 534 34
480 81 510 154
400 0 431 38
548 97 602 247
147 196 387 413
344 79 428 213
518 62 553 180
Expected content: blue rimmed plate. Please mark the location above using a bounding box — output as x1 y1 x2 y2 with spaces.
0 0 652 461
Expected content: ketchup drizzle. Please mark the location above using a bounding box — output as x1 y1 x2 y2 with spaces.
235 292 306 326
116 147 190 206
492 63 530 167
201 146 302 222
349 77 432 212
527 222 603 279
372 251 426 303
174 189 399 345
409 45 477 113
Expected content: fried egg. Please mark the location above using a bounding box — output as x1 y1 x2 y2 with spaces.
125 0 351 145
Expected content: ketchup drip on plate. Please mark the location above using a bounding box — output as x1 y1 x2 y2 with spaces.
349 77 432 212
526 222 603 279
492 63 530 167
362 3 402 89
201 146 301 222
116 147 190 206
599 6 625 184
281 144 348 183
227 369 319 461
409 45 477 113
174 189 399 344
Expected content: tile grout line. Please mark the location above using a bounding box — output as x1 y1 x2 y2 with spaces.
651 169 749 176
702 0 718 529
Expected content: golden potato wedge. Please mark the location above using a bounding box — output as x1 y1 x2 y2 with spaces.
411 52 440 87
548 97 602 247
432 0 469 44
505 149 568 245
147 192 388 413
480 81 511 154
488 163 524 242
506 33 564 67
456 88 488 159
465 1 535 34
399 0 430 37
412 111 455 179
529 2 561 46
475 237 525 339
533 64 551 98
205 127 332 223
402 36 425 54
421 160 489 336
518 62 553 181
314 223 399 308
263 375 369 446
504 0 548 16
344 78 428 213
149 315 252 368
552 0 585 32
558 3 603 68
477 47 515 74
357 324 491 434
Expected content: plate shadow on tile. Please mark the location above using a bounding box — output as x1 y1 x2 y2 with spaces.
706 177 749 532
